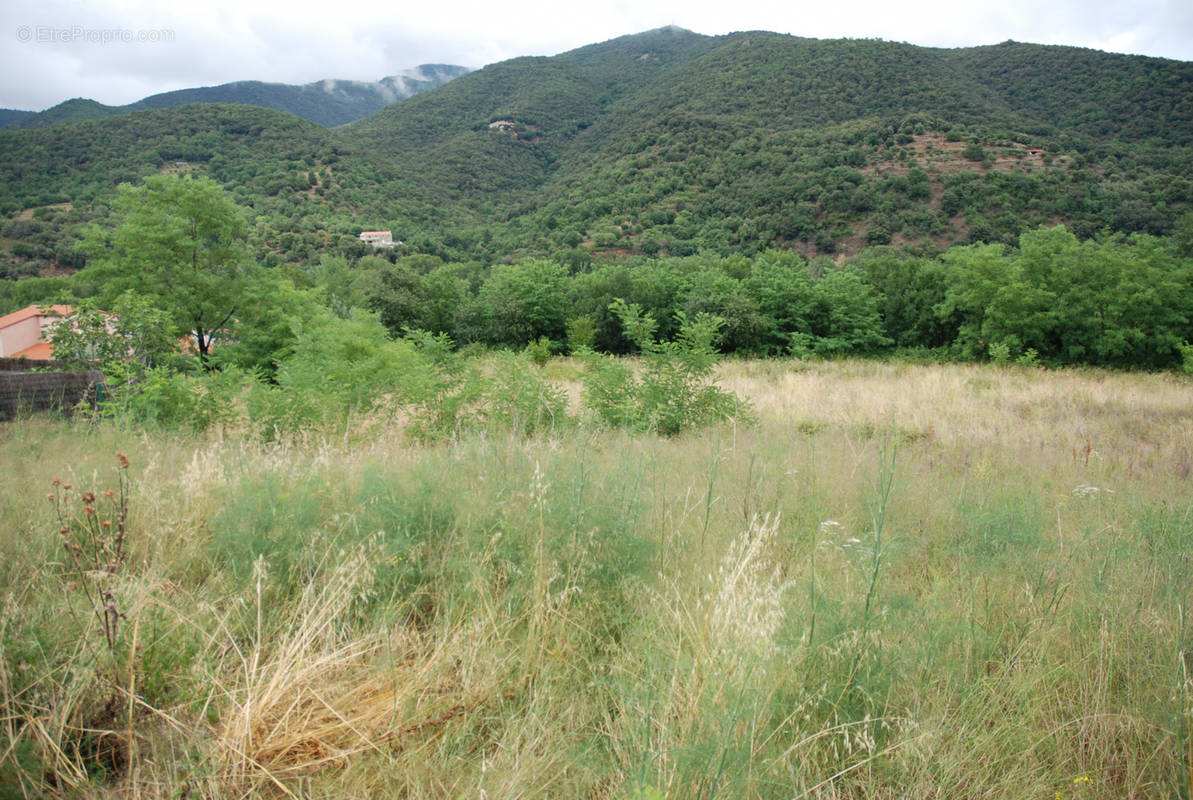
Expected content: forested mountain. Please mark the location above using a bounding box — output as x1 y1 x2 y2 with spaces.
0 109 34 128
2 64 470 130
342 28 1193 257
1 28 1191 278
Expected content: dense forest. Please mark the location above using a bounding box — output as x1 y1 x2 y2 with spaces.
1 27 1191 369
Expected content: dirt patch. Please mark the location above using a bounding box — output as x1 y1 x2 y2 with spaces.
865 133 1065 180
13 202 73 220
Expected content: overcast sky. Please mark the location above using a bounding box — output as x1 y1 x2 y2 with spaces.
3 0 1191 111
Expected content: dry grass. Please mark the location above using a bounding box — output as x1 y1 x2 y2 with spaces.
2 358 1190 799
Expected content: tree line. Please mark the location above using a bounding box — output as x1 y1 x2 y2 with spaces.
19 175 1192 380
327 219 1193 370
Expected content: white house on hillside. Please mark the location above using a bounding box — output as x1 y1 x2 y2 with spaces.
359 230 395 247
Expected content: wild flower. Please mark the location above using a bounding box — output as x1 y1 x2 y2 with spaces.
1072 484 1113 497
53 453 131 654
818 519 843 548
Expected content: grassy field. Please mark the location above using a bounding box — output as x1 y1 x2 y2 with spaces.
2 359 1191 798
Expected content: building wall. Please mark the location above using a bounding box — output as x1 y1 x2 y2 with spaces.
0 316 42 357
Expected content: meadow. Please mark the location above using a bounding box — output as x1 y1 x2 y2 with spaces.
1 358 1190 798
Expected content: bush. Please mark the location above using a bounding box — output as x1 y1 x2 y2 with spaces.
523 336 552 367
118 366 257 431
988 341 1012 364
580 299 754 436
565 315 597 352
1179 341 1193 374
478 351 570 435
402 336 570 441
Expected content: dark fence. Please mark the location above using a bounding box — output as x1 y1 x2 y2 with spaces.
0 358 105 420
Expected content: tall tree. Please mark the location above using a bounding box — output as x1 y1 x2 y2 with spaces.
86 175 253 366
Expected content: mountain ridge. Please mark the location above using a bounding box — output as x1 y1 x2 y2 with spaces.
1 64 471 130
1 27 1190 277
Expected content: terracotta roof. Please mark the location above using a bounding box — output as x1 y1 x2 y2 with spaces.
14 341 55 359
0 304 73 330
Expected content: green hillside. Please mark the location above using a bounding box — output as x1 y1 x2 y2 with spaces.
3 98 124 129
0 109 34 127
340 29 1193 257
1 28 1191 277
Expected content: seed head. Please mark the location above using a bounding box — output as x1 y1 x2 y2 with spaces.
82 491 96 504
116 453 130 470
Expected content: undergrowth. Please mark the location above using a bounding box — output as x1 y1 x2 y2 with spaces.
1 360 1190 798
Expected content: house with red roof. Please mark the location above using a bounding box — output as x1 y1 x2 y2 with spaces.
0 305 73 360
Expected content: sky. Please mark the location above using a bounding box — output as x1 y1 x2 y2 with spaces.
3 0 1191 111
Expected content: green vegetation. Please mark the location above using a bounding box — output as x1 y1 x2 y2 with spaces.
9 171 1193 373
1 27 1191 798
3 360 1190 797
85 175 259 365
580 299 752 435
2 28 1191 287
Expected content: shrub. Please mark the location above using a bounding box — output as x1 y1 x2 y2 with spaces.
565 315 597 352
1179 341 1193 374
478 351 570 436
523 336 552 367
1016 347 1041 368
963 141 987 161
988 341 1012 364
580 299 754 436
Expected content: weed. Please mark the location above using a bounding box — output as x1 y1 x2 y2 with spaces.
52 453 131 654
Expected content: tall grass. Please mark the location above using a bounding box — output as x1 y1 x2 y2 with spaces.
1 359 1190 798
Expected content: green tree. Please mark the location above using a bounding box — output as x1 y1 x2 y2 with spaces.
466 260 569 347
937 242 1014 358
421 263 471 336
211 273 323 377
742 249 816 354
368 260 428 335
680 267 767 353
48 292 179 380
311 255 371 318
808 266 891 355
85 175 254 367
854 247 953 348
